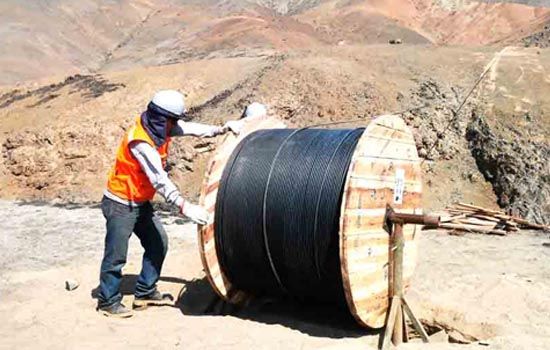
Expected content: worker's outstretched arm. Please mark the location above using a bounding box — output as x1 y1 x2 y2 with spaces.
170 121 224 138
170 120 242 137
130 141 209 225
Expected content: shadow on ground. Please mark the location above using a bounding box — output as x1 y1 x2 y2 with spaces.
91 274 373 338
90 274 188 299
174 276 374 339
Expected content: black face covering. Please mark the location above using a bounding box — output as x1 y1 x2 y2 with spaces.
141 102 182 147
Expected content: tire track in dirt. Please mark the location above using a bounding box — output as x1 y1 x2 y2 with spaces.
480 46 544 110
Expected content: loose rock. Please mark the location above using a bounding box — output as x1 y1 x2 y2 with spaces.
65 279 79 291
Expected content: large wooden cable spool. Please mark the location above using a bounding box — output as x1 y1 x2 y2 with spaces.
197 114 422 328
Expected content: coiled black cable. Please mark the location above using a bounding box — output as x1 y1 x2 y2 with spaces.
215 128 364 302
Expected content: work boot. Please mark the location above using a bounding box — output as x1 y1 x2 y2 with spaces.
97 302 133 318
133 290 174 310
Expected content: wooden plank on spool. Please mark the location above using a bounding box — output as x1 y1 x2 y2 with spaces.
346 177 422 192
351 159 421 182
339 114 422 329
344 189 421 210
197 116 287 301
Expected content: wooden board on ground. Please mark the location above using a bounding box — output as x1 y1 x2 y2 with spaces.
437 202 549 234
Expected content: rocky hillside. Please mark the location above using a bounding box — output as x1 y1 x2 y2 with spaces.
522 22 550 47
471 46 550 225
250 0 321 14
0 0 549 224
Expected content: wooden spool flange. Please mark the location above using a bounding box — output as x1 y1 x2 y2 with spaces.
197 114 422 328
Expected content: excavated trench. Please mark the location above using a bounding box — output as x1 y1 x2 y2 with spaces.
417 318 494 345
412 304 498 345
401 77 549 226
466 116 550 225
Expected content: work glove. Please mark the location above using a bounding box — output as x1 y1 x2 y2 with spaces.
180 200 210 226
222 120 244 135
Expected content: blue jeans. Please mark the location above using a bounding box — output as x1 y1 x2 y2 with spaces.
98 196 168 308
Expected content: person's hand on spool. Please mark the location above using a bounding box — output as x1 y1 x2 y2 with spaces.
180 200 210 225
222 120 244 135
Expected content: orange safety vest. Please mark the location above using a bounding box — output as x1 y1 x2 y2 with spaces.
106 116 171 202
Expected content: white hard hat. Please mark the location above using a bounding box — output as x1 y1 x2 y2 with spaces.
151 90 186 117
243 102 267 119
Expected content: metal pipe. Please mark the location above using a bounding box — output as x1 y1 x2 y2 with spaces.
388 212 440 226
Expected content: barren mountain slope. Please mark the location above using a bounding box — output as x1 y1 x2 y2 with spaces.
1 0 549 224
0 0 158 84
467 46 550 224
0 56 266 202
522 21 550 47
3 0 550 84
0 46 499 208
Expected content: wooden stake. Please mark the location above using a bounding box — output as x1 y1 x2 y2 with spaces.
402 298 429 342
382 297 401 349
391 223 404 346
380 208 433 349
402 308 409 343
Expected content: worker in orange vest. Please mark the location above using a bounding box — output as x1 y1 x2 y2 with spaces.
97 90 242 317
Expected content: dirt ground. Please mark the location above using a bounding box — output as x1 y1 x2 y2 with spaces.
1 200 548 349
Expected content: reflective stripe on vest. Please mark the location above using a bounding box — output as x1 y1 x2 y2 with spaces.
106 116 171 202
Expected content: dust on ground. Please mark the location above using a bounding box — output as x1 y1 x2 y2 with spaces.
1 200 549 349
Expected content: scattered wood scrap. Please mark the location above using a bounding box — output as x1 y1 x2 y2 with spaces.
427 202 549 236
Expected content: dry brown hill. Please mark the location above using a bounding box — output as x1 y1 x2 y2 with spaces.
0 0 549 224
2 0 550 84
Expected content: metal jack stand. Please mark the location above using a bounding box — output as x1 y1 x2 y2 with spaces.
380 204 440 350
